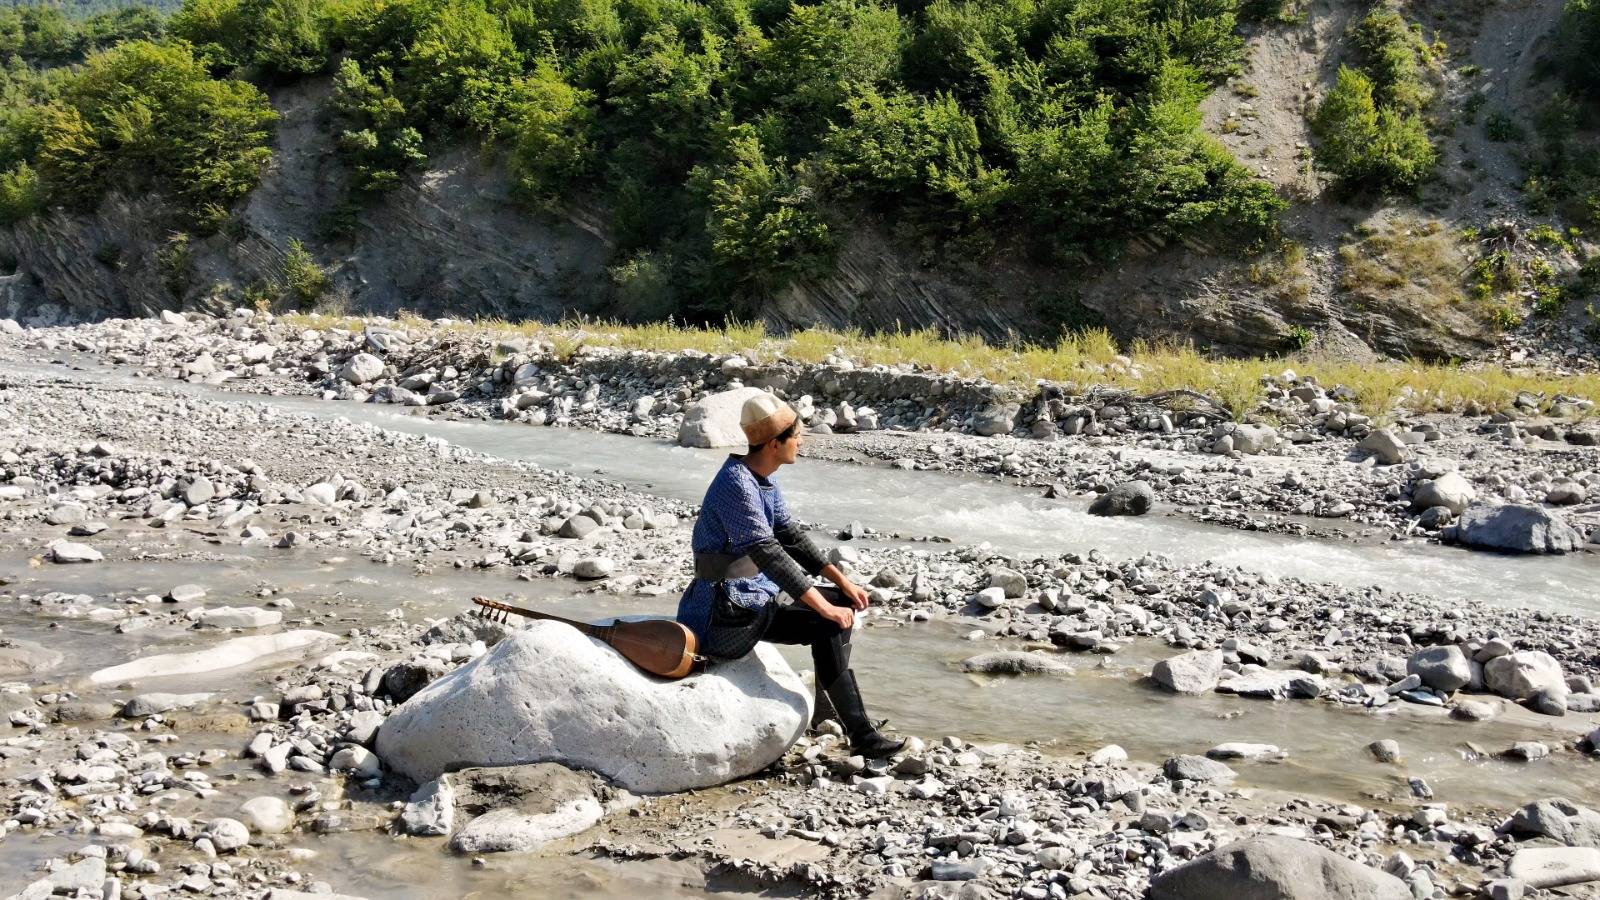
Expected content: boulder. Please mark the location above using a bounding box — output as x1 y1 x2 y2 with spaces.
121 692 212 717
1485 651 1566 701
446 763 607 853
1454 504 1582 554
1088 481 1156 517
338 353 386 385
1412 472 1475 515
239 797 294 834
1163 755 1235 783
1151 650 1224 694
973 402 1019 437
960 652 1072 675
678 387 768 449
1507 847 1600 889
1406 646 1471 693
1506 798 1600 847
381 658 454 703
48 541 102 563
376 621 811 793
1232 424 1280 455
1149 836 1410 900
1359 429 1408 465
1217 667 1323 699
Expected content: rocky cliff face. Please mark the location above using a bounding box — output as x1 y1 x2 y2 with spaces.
0 81 612 326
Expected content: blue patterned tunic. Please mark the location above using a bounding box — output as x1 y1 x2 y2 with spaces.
676 456 794 641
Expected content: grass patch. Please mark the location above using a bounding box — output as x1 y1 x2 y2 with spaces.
1337 216 1467 313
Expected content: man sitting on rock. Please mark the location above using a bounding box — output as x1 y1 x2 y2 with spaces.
677 392 905 758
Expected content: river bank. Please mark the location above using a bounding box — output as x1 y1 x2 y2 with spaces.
4 351 1600 898
9 311 1600 549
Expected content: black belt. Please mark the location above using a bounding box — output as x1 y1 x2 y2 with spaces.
694 552 759 581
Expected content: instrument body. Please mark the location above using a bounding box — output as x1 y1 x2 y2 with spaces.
472 597 703 679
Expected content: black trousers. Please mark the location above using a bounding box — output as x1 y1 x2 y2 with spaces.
760 586 853 686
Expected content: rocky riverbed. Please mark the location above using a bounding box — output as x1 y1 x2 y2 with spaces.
7 310 1600 550
3 312 1600 899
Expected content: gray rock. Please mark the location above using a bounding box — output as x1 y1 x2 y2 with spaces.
400 778 454 836
960 652 1072 676
1406 646 1471 693
1088 480 1156 517
122 692 212 717
447 764 606 853
558 514 600 539
1412 471 1475 514
1217 667 1323 699
973 402 1019 437
1151 650 1224 694
1359 429 1409 465
986 567 1028 598
1368 740 1400 763
203 817 251 852
1507 799 1600 848
1149 835 1410 900
1454 503 1582 554
382 658 453 704
48 541 102 563
1163 755 1236 783
572 557 614 579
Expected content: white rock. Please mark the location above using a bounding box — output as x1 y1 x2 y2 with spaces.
48 541 103 563
329 745 381 778
338 353 386 385
239 797 293 834
197 606 283 629
572 557 615 580
377 621 811 793
1412 471 1475 514
1485 651 1566 700
203 817 251 852
400 779 454 836
678 387 769 449
122 692 212 717
0 317 23 333
1508 847 1600 889
90 630 338 685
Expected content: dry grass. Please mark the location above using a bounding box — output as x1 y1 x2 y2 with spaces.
278 312 1600 420
1337 216 1468 313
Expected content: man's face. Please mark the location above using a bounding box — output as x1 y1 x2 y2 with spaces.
776 425 804 464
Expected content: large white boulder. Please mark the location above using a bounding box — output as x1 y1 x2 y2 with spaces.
376 621 811 793
678 387 769 449
1485 650 1566 700
338 352 386 385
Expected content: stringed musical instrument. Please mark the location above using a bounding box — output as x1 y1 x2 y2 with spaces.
471 596 704 679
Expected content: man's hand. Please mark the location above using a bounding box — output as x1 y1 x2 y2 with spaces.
821 603 855 630
839 581 870 611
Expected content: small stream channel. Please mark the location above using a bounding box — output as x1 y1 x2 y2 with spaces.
5 356 1600 895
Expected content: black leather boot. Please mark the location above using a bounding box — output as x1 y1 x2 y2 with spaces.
824 669 905 758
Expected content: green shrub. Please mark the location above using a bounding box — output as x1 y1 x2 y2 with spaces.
282 237 327 306
1553 0 1600 98
1484 110 1525 142
1311 65 1435 191
0 161 45 224
690 128 834 308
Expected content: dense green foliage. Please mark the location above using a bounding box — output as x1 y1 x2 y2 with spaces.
0 21 276 228
1554 0 1600 100
0 0 1285 319
1523 0 1600 226
1310 4 1435 192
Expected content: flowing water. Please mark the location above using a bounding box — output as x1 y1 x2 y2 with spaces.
5 356 1600 895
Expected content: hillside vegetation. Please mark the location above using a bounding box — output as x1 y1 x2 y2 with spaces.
1 0 1291 319
0 0 1597 357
